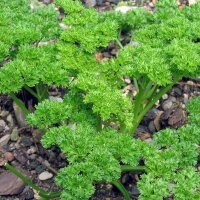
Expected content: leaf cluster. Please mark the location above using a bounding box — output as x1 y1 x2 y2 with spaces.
186 95 200 126
27 91 149 199
27 92 200 200
138 96 200 200
2 1 199 199
57 0 200 129
0 0 66 94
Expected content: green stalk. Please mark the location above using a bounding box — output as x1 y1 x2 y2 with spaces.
133 78 139 92
132 86 145 127
121 165 146 172
36 85 41 100
40 84 49 101
112 180 131 200
146 84 158 100
9 92 30 115
36 83 49 102
116 38 123 49
24 85 39 99
131 77 180 135
5 163 61 199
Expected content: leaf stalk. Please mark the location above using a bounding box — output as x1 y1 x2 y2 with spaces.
4 163 61 199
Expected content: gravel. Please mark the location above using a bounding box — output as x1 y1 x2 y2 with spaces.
38 171 53 181
0 134 10 147
6 114 15 127
0 120 6 132
148 120 156 133
162 100 173 111
21 136 33 147
10 128 19 141
84 0 97 7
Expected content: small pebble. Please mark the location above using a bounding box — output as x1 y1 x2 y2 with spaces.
146 108 159 119
43 0 52 4
0 134 10 147
187 80 193 85
183 85 190 93
13 102 27 127
32 129 42 143
115 6 137 13
38 171 53 181
111 48 118 56
29 161 40 170
59 153 66 160
162 100 173 111
14 152 27 165
155 100 160 107
27 146 37 155
183 93 189 104
0 120 6 132
124 78 131 84
168 96 176 103
173 87 182 96
84 0 96 7
144 138 153 143
4 152 14 161
29 154 37 160
131 185 140 196
21 136 33 147
9 143 16 151
0 110 9 118
6 114 15 127
35 165 45 174
106 184 113 190
181 104 186 109
148 121 156 133
10 128 19 142
49 96 63 102
96 0 104 6
15 143 21 150
162 94 168 100
135 125 148 134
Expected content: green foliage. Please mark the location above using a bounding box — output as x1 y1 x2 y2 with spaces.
57 0 200 131
187 96 200 125
28 94 149 199
0 0 65 95
41 123 144 199
137 103 200 200
2 0 199 199
0 44 69 94
27 90 200 200
27 99 69 130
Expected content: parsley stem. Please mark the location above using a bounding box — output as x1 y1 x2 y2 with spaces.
9 92 30 115
36 83 49 102
133 78 139 92
131 77 181 135
24 85 39 99
112 180 131 200
116 38 123 49
4 163 61 199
